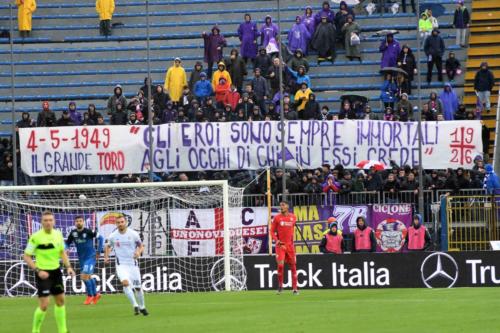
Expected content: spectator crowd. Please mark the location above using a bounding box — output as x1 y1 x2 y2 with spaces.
8 0 496 190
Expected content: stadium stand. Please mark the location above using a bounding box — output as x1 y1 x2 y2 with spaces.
1 0 467 134
464 0 500 156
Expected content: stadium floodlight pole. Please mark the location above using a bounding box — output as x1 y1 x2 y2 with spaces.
415 0 424 215
277 0 287 199
9 4 17 185
146 0 154 182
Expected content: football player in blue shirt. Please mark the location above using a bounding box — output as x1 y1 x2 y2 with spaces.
66 216 104 305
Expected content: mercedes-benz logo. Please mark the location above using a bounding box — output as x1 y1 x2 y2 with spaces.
420 252 459 289
4 262 38 297
210 257 247 291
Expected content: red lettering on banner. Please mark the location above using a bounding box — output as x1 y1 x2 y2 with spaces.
72 128 111 149
27 130 38 152
449 127 475 165
97 151 125 171
50 129 60 149
90 129 101 147
102 128 110 148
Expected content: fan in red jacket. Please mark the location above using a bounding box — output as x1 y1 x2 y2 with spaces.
223 85 240 111
270 200 299 295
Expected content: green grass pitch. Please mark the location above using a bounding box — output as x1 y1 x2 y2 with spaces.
1 288 499 333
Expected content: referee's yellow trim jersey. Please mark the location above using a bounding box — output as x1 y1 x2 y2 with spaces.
24 229 64 270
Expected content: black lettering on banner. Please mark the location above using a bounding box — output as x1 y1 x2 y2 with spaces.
185 211 201 228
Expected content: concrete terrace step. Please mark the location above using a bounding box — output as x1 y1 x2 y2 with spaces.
2 21 456 44
1 32 458 57
0 41 461 67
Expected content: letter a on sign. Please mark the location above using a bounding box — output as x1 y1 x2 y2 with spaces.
185 210 201 228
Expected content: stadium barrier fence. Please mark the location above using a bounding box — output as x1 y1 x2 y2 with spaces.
445 195 500 251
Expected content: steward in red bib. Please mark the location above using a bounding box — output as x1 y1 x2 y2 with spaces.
405 214 431 251
352 216 376 252
319 218 344 254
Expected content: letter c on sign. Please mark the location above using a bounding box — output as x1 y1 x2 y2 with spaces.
241 208 254 226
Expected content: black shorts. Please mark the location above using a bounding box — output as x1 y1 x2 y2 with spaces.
36 269 64 297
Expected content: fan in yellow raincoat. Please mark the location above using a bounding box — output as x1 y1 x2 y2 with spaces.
96 0 115 36
164 58 187 103
16 0 37 37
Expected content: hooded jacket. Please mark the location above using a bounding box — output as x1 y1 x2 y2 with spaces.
397 46 416 81
211 62 232 90
484 164 500 194
287 66 311 89
224 49 247 90
288 49 310 72
419 14 432 33
301 6 316 39
314 1 335 25
188 62 203 91
153 85 170 111
474 62 495 92
424 29 445 57
439 83 459 120
203 26 227 63
215 78 231 104
194 75 213 98
17 112 34 128
311 17 336 57
335 1 355 31
238 14 259 59
254 47 273 76
287 16 311 53
303 94 321 120
164 60 187 102
260 16 279 47
68 102 82 125
107 85 127 115
379 34 400 68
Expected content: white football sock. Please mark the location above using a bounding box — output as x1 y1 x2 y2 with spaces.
135 289 145 309
123 286 138 307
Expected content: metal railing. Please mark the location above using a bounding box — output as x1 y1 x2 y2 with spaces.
446 195 499 251
244 189 488 216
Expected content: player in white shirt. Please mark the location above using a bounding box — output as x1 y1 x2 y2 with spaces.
104 215 149 316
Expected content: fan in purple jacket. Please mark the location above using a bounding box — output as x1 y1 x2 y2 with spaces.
203 25 227 78
237 13 259 62
379 33 401 68
314 1 335 25
439 82 459 120
288 16 311 54
260 15 279 48
301 6 316 37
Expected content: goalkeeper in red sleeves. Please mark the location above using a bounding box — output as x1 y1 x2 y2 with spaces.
270 200 299 295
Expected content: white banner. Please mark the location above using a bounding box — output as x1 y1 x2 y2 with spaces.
169 207 269 256
19 120 483 176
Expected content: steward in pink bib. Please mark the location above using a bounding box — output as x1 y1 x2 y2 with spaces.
405 214 431 251
352 216 376 252
319 218 344 254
